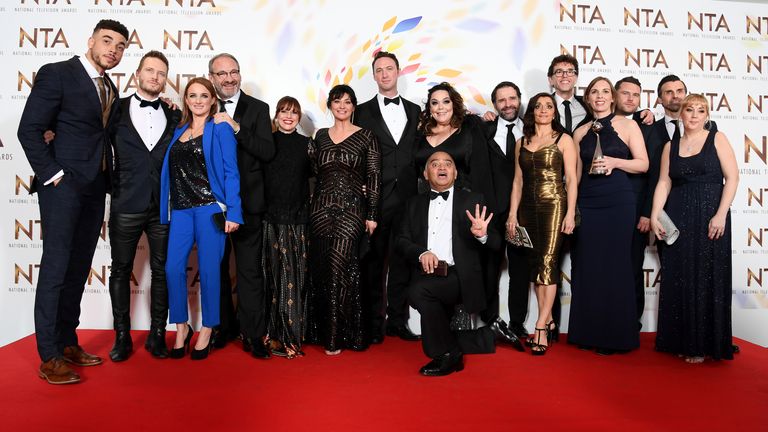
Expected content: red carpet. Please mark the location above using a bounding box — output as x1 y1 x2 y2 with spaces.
0 331 765 431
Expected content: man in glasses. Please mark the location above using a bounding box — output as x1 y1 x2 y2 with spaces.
547 54 590 134
208 53 275 359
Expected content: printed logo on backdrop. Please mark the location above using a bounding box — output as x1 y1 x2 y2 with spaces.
15 0 75 14
11 262 111 296
620 46 668 81
9 175 35 205
684 11 734 39
0 137 12 162
559 44 611 75
745 54 768 82
556 2 607 31
702 92 735 121
744 187 768 215
743 135 768 176
16 26 76 58
744 94 768 121
745 227 768 254
90 0 222 16
744 15 768 41
620 7 672 37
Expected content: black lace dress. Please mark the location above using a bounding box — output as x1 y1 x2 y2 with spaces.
263 130 312 357
656 129 733 360
309 128 381 351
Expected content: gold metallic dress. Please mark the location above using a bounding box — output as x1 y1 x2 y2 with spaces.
517 135 566 285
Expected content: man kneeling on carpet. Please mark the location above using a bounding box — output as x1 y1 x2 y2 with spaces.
396 151 506 376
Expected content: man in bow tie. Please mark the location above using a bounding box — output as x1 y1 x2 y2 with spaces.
18 19 129 384
396 151 502 376
208 53 275 358
354 51 422 344
105 50 181 362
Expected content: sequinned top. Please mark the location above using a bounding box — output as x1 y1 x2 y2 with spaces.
169 136 216 210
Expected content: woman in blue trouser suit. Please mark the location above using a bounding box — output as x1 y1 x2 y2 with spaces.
160 77 242 360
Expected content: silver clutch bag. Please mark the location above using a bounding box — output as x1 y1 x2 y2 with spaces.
658 210 680 245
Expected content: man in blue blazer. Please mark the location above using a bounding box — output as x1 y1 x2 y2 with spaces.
17 19 129 385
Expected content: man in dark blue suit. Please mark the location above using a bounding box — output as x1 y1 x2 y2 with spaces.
17 19 129 385
107 51 181 362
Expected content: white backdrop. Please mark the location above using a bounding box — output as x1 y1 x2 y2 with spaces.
1 0 766 347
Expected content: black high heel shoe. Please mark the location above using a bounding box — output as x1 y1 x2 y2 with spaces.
170 324 193 359
531 328 549 356
547 320 559 343
190 333 213 360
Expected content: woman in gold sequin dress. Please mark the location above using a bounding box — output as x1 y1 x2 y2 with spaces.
506 93 578 355
309 85 381 355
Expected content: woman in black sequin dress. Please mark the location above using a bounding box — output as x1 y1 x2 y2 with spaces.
651 94 739 363
263 97 312 358
310 85 381 355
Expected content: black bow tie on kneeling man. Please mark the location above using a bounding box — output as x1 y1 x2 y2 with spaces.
134 94 160 110
430 190 450 201
384 96 400 106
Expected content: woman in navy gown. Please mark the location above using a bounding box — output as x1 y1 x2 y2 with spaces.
650 94 738 363
568 77 648 355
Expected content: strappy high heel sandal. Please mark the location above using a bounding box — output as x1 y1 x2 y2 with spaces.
531 327 549 356
547 320 560 343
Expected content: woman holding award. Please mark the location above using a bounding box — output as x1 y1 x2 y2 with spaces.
506 93 578 355
568 77 648 355
650 94 738 363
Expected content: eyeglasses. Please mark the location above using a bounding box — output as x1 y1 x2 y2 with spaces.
213 70 240 79
553 69 577 77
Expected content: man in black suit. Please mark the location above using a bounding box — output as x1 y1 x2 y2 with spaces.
107 51 181 362
481 81 532 342
17 19 129 384
397 151 513 376
354 51 421 343
615 76 655 328
547 54 591 134
208 53 275 358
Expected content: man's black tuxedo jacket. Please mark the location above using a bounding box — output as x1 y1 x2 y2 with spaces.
483 119 517 216
396 188 501 314
230 91 276 214
18 56 119 190
108 96 181 214
354 95 421 208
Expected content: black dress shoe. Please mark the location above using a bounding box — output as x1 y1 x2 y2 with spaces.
419 352 464 377
145 327 169 359
109 331 133 362
370 334 384 345
386 326 421 341
212 327 227 349
241 335 253 353
489 319 525 352
507 322 530 341
247 338 271 359
596 348 616 356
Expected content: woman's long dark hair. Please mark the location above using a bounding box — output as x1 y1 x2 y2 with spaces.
418 82 467 136
522 92 566 142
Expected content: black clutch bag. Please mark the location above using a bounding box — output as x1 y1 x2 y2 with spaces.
212 211 227 232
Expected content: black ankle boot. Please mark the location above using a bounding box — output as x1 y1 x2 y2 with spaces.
109 330 133 362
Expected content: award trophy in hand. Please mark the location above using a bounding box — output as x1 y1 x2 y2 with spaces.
588 120 606 175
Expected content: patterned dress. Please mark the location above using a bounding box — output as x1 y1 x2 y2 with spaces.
309 128 381 351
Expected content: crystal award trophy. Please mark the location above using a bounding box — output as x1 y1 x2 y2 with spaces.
588 120 606 175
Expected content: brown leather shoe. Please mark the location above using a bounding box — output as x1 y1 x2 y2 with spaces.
62 345 103 367
38 358 81 385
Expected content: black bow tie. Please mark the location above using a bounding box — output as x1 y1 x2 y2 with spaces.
384 96 400 106
135 94 161 110
430 190 450 201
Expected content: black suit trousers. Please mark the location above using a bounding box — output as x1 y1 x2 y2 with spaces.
362 198 410 334
221 212 266 339
108 207 169 331
408 269 461 359
482 216 531 325
35 172 106 361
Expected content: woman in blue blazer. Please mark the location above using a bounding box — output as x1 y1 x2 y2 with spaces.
160 77 242 360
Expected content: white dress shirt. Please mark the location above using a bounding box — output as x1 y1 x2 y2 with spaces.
427 186 456 266
664 114 683 140
376 93 407 145
220 90 241 118
493 117 523 155
554 93 587 132
130 94 167 151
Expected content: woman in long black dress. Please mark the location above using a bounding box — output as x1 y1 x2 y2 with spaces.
263 96 312 359
569 77 648 355
506 93 578 355
651 94 738 364
415 82 495 205
310 85 381 355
